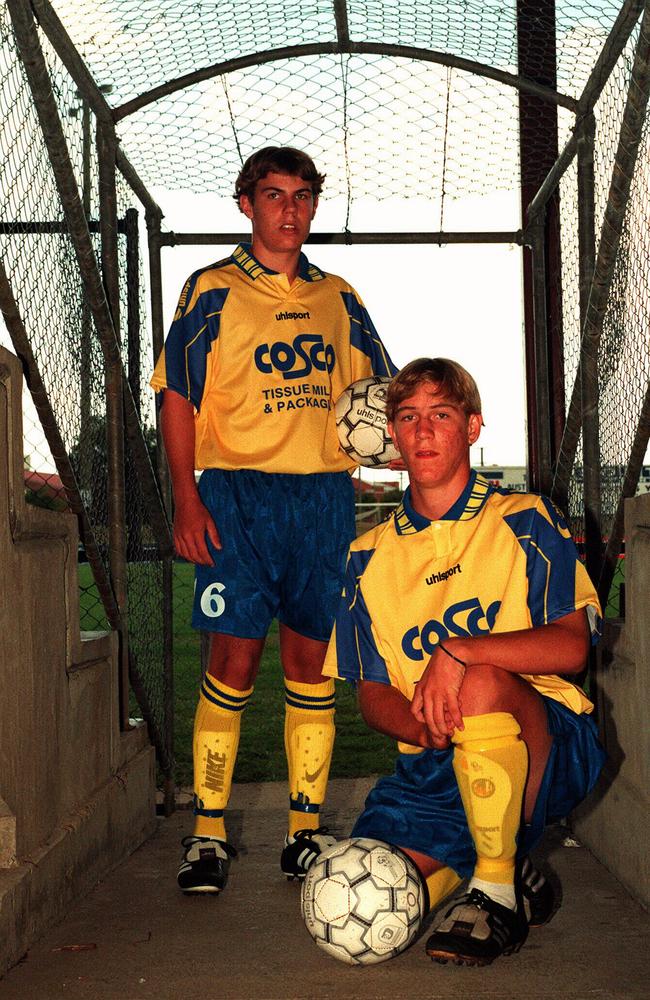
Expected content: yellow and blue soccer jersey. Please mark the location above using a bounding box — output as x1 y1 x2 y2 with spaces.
150 244 396 474
324 471 601 749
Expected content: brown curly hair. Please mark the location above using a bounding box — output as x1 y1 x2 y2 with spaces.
234 147 326 205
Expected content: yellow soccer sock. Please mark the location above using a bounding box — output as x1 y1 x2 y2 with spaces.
425 867 463 914
284 678 335 836
452 712 528 886
192 675 253 840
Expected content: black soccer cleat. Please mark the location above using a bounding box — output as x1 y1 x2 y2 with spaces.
425 888 529 966
177 835 237 894
518 855 557 927
280 826 337 880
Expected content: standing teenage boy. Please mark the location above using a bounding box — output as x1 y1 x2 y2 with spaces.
151 147 396 894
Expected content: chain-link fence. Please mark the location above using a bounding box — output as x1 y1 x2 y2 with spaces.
2 0 649 794
0 0 175 804
547 3 650 616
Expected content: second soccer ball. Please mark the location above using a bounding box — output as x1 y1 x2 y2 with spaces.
335 376 400 467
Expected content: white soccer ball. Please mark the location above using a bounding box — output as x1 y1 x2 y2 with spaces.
300 837 425 965
335 376 400 467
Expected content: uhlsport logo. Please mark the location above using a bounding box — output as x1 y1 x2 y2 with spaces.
427 562 461 585
401 597 501 660
255 333 335 380
276 310 311 321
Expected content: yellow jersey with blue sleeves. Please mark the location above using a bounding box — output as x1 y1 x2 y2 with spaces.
323 471 601 749
150 244 396 474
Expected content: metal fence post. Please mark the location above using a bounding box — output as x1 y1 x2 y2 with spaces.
146 207 176 812
518 0 562 496
124 207 143 565
528 221 554 497
576 112 602 586
125 208 141 416
97 119 130 729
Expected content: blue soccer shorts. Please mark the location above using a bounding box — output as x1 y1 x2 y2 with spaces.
191 468 356 642
351 697 605 878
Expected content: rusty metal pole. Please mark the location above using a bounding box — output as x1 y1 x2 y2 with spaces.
146 208 176 812
576 112 602 587
518 0 562 495
124 206 143 567
97 119 130 730
115 151 175 792
78 96 93 499
125 208 142 416
575 111 600 690
527 221 554 498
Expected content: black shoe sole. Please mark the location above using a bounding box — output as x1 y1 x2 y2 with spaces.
180 887 224 895
427 941 524 967
527 896 558 928
528 912 556 929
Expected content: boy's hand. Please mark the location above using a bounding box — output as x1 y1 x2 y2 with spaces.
411 647 465 742
173 494 221 565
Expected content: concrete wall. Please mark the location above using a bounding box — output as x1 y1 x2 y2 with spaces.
574 491 650 909
0 347 157 973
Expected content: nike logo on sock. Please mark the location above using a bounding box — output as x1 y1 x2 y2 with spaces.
304 760 327 784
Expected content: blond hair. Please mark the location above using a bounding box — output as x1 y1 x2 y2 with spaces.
386 358 482 422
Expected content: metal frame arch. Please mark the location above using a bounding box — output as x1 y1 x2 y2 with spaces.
111 40 578 123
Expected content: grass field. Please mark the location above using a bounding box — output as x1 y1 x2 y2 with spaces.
79 555 625 789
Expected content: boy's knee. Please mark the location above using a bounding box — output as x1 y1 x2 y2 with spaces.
459 663 517 715
208 635 264 689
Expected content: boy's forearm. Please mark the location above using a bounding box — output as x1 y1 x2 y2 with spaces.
442 608 590 677
160 390 200 501
358 680 437 749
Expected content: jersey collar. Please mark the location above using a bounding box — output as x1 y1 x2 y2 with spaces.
394 470 493 535
232 243 325 282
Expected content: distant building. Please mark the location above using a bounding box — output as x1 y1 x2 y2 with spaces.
352 477 400 497
475 465 650 496
474 465 527 491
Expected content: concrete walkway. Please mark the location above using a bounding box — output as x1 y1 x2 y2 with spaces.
0 777 647 1000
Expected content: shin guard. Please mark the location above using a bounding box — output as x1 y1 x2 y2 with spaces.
452 712 528 884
